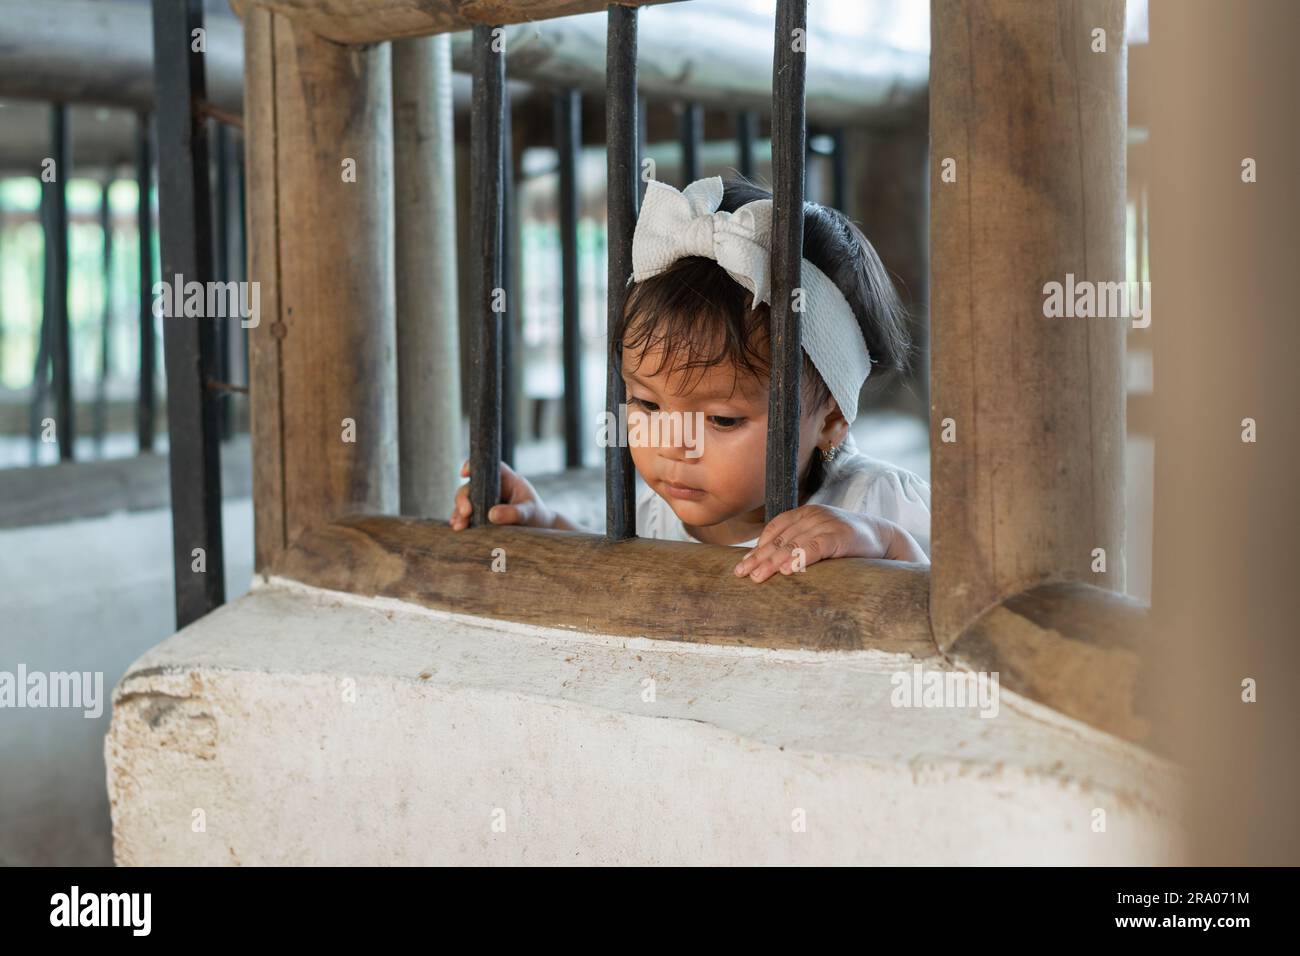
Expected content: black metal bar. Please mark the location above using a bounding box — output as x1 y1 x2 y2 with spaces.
736 109 756 180
679 101 702 183
830 127 847 212
765 0 807 521
555 88 583 469
150 0 226 627
94 181 113 454
46 104 74 461
605 3 639 539
233 130 249 393
501 83 517 470
468 23 505 526
637 93 648 209
0 206 6 393
213 120 232 440
28 190 52 463
136 112 156 453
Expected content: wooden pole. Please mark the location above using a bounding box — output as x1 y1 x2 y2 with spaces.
1146 0 1300 863
243 7 398 570
393 35 463 518
929 0 1127 651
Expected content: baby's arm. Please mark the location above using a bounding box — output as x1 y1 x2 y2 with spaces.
449 459 589 532
732 504 926 582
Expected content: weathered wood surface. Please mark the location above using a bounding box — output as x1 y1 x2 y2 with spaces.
243 8 398 569
946 583 1153 746
237 0 675 44
272 515 936 655
929 0 1127 651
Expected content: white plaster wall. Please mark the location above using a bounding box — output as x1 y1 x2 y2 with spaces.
107 580 1187 865
0 499 253 865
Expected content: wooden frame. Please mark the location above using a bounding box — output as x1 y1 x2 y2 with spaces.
240 0 1146 747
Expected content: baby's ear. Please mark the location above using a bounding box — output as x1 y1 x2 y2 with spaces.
815 400 850 445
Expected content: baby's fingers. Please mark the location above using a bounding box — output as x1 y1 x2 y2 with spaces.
734 517 833 582
487 501 538 526
449 482 473 530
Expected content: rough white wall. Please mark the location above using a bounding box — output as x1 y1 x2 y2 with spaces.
107 579 1186 865
0 499 253 865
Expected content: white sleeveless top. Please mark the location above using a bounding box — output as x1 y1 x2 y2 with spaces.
635 432 932 560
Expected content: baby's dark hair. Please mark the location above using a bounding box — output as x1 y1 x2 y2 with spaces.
614 175 912 419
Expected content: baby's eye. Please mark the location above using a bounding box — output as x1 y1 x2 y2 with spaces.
630 396 659 412
708 415 744 430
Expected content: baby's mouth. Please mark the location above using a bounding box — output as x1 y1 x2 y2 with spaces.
661 479 707 501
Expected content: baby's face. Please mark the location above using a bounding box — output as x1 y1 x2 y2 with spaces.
621 341 823 535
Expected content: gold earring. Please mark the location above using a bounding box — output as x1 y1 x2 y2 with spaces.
821 443 839 463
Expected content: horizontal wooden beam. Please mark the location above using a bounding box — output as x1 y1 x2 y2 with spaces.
240 0 675 44
947 582 1153 747
271 516 936 655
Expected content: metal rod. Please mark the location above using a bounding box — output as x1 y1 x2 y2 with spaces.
501 82 516 470
94 180 112 454
637 93 648 209
28 190 52 463
213 120 232 440
605 3 638 538
233 129 248 393
136 111 155 453
46 103 74 461
150 0 226 627
468 22 505 526
765 0 807 521
0 206 6 394
555 88 583 469
736 109 755 180
679 101 702 183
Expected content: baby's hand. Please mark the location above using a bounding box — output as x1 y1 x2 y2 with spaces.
449 459 557 531
732 504 926 582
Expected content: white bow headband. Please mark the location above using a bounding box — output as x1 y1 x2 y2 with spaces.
629 175 872 424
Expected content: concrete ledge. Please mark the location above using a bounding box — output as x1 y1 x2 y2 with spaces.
106 579 1186 865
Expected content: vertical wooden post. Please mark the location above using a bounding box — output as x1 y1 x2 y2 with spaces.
1147 0 1300 864
929 0 1126 650
765 0 807 521
243 7 397 569
848 119 929 413
393 34 463 518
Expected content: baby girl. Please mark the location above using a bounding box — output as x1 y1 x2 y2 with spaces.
451 175 931 582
